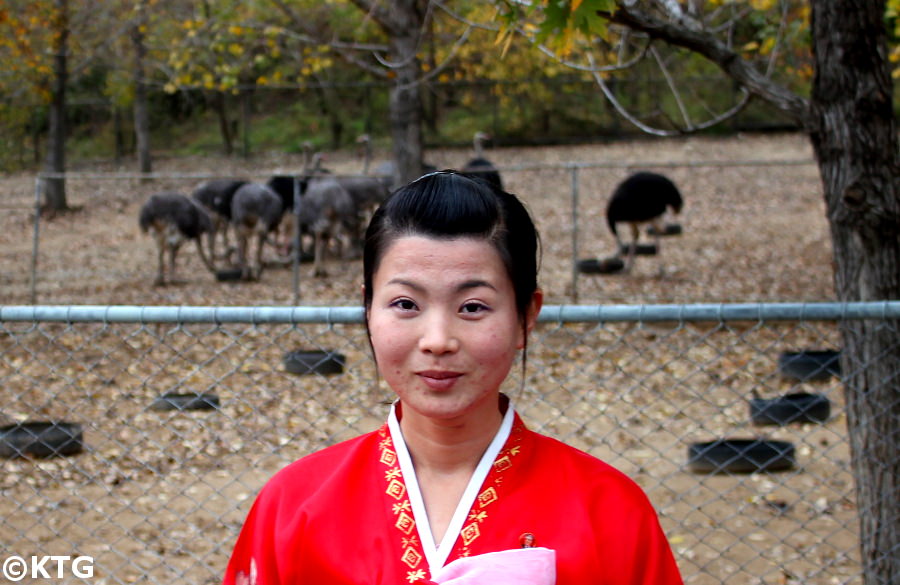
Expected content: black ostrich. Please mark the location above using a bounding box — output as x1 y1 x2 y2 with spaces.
606 171 684 272
191 178 247 262
462 131 503 190
139 192 216 285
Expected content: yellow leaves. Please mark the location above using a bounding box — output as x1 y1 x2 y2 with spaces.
228 25 244 36
749 0 775 10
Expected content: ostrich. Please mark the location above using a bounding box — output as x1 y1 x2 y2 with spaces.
266 151 333 259
606 171 684 273
230 183 284 280
138 192 216 285
297 176 359 277
191 178 247 263
462 131 503 190
356 133 373 175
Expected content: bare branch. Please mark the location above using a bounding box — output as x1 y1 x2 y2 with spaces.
603 2 809 126
586 52 679 137
650 45 692 129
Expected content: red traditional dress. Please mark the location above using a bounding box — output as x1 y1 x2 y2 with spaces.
223 401 683 585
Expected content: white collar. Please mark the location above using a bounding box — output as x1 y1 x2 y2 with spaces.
387 401 515 572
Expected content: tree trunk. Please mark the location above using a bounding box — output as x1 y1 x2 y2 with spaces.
387 1 425 185
213 92 234 156
132 0 152 175
43 0 69 213
113 107 126 167
808 2 900 584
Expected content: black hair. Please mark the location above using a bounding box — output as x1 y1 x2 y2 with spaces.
363 170 540 321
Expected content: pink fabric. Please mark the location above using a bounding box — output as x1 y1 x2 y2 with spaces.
430 547 556 584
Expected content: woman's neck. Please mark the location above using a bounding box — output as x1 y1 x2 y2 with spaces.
399 407 503 475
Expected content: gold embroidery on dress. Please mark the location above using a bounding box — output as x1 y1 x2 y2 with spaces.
477 486 498 507
407 569 427 583
396 511 416 534
493 455 512 472
386 478 406 499
401 546 423 568
460 523 481 546
467 510 488 524
380 448 398 467
393 501 412 515
401 535 420 548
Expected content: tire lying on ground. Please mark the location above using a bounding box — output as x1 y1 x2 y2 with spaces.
750 392 831 425
215 268 244 282
687 438 796 474
647 223 683 236
150 392 220 412
283 350 346 376
0 421 84 458
576 257 625 275
778 349 841 382
619 242 658 255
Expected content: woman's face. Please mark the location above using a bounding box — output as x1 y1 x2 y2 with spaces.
367 235 541 426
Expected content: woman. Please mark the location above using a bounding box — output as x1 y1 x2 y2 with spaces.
224 171 683 585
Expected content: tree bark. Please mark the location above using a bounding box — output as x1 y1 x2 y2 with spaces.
808 2 900 583
132 0 152 175
43 0 70 212
213 91 234 156
349 0 427 184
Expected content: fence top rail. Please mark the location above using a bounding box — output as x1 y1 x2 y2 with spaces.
1 301 898 325
32 158 816 182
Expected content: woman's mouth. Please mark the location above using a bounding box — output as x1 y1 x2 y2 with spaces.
417 370 462 391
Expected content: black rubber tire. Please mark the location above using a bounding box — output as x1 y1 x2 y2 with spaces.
750 392 831 425
647 223 683 236
150 392 220 411
619 242 658 256
216 268 244 282
0 421 84 458
687 438 796 474
778 350 841 382
283 350 346 376
576 257 625 274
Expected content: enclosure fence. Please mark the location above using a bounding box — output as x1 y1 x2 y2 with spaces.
1 301 898 585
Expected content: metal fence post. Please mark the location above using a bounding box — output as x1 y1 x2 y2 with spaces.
570 164 580 303
30 175 43 305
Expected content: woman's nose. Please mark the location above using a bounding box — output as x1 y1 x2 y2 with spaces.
418 312 460 355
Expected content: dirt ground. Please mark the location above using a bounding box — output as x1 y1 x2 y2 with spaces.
0 133 860 585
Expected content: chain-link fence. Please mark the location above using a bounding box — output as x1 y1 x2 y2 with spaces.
2 302 898 584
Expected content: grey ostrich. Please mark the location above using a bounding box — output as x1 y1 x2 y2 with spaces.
139 192 216 285
230 183 284 280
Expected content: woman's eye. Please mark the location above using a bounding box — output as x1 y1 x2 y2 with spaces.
391 299 418 311
460 302 489 315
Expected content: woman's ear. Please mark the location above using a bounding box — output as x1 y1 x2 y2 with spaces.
517 289 543 349
526 289 544 335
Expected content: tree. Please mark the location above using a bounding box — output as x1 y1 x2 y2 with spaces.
131 0 152 174
44 0 70 212
494 1 898 583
